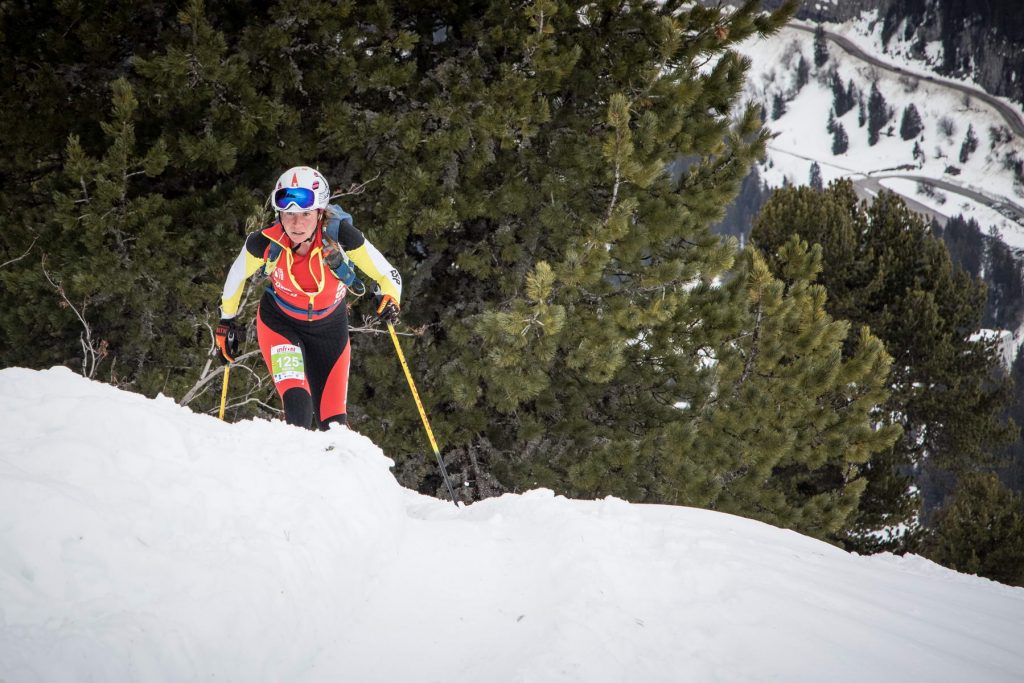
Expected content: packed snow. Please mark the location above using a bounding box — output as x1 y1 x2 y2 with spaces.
2 366 1023 682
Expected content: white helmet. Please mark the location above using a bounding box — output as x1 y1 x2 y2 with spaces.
271 166 330 213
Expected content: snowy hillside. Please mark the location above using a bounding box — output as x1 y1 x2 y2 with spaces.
735 17 1024 249
2 367 1023 682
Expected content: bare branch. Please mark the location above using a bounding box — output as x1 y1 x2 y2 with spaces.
735 297 763 392
179 350 263 406
350 323 417 337
179 363 226 407
605 152 622 227
330 172 381 200
41 254 104 378
213 395 281 416
225 355 266 380
1 238 37 270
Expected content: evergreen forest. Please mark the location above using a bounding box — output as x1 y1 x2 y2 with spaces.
2 0 1021 585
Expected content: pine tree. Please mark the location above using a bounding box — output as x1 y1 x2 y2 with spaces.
11 0 887 530
937 214 985 287
986 235 1024 330
356 1 801 503
959 123 979 163
830 72 855 117
750 180 1017 551
0 0 291 407
0 0 182 376
640 238 899 539
166 0 802 498
796 55 810 91
900 103 924 140
1003 347 1024 495
771 93 787 120
814 25 829 68
809 162 823 190
921 473 1024 587
1 78 200 392
867 82 892 146
831 121 849 155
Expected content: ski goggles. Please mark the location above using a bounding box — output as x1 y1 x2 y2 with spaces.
273 187 316 211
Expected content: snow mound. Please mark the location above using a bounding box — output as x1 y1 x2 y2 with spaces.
2 367 1023 682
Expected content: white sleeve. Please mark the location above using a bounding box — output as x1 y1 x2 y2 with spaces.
364 240 403 301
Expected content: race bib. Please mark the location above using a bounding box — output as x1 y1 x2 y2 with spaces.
270 344 305 382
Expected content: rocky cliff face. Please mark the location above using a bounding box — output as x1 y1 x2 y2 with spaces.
755 0 1024 105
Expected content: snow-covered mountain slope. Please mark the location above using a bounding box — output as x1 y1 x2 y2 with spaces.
2 367 1023 682
736 17 1024 248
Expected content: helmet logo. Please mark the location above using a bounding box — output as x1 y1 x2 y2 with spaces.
290 173 299 187
312 180 320 189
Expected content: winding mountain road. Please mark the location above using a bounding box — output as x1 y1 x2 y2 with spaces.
765 144 946 224
789 23 1024 137
775 23 1024 228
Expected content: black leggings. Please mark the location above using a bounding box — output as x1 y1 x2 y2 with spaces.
256 293 351 429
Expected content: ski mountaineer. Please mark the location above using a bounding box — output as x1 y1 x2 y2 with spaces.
214 166 402 430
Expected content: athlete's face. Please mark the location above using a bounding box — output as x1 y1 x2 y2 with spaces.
281 210 320 244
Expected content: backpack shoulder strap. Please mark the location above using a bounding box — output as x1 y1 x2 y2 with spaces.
260 224 287 275
324 204 353 241
322 204 365 295
267 241 283 264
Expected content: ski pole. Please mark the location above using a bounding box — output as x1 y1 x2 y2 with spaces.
387 322 458 506
218 365 231 421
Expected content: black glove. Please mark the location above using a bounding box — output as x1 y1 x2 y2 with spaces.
374 289 400 326
215 318 244 364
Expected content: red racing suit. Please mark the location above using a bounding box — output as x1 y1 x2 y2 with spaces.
220 206 401 428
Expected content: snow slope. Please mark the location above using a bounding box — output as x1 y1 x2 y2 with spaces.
2 367 1023 682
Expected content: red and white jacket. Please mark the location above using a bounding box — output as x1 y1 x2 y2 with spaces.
220 210 401 322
